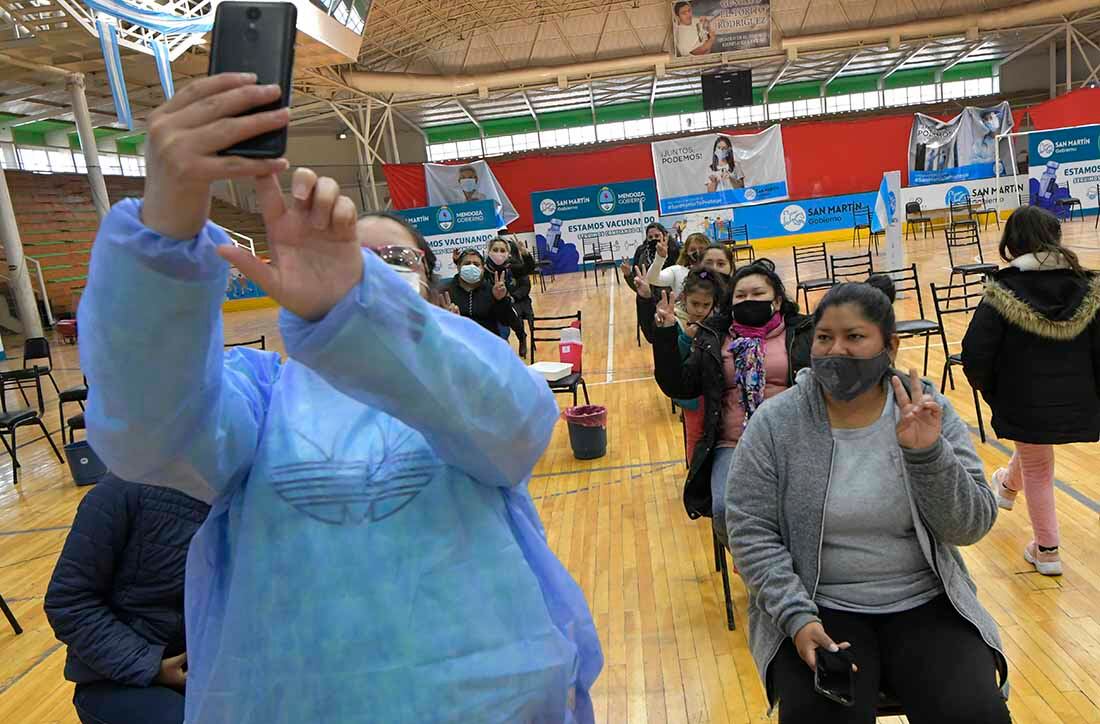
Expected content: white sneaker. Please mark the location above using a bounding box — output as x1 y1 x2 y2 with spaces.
992 468 1017 511
1024 542 1063 577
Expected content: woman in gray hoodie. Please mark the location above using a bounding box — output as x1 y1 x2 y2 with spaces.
726 277 1009 723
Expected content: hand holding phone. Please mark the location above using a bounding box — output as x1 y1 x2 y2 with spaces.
814 648 857 707
208 2 297 158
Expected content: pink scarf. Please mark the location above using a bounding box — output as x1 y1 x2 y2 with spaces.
728 312 783 427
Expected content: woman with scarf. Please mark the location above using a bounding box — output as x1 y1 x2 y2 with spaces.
650 258 814 542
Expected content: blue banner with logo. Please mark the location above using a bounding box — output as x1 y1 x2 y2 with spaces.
1029 124 1100 218
395 200 504 277
531 180 660 274
908 102 1014 186
660 190 877 242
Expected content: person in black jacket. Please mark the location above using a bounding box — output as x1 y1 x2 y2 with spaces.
649 259 814 542
622 223 681 344
442 248 522 345
962 206 1100 576
44 475 210 724
486 235 536 358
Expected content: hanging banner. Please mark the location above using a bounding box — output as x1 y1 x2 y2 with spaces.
531 180 660 275
652 124 788 215
395 200 504 278
1028 124 1100 216
908 101 1013 186
424 160 519 226
672 0 771 58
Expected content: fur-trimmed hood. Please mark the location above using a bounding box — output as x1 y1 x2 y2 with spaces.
984 264 1100 340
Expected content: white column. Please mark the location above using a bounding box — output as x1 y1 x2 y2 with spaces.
67 73 111 221
0 168 45 338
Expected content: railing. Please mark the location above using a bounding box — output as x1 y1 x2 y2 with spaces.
214 225 256 257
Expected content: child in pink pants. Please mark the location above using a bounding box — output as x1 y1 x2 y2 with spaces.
992 443 1060 575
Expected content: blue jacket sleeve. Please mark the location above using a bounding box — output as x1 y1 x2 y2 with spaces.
281 250 559 488
78 199 281 503
44 482 164 686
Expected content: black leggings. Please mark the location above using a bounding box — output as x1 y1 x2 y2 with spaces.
770 596 1009 724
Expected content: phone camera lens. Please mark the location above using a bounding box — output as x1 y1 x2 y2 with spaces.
246 7 261 19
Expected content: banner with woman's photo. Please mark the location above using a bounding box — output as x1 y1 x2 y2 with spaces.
651 124 788 215
424 160 519 226
908 101 1014 186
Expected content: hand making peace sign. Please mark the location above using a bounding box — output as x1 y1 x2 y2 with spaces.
634 264 653 299
654 290 678 328
492 271 508 301
891 368 943 450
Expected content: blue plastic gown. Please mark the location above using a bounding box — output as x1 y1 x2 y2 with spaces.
78 199 603 724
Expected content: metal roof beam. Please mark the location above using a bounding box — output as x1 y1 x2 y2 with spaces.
936 39 989 79
521 90 540 132
821 51 861 92
878 43 929 88
455 99 483 133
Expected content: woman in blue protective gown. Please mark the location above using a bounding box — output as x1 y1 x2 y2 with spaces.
78 73 602 724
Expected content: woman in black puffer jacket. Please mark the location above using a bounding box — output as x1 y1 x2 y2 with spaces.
649 259 814 543
44 475 209 724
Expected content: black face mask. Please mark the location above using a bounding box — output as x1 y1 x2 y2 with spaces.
811 351 893 402
732 299 776 328
687 249 703 263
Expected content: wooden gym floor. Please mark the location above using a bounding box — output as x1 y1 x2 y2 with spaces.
1 217 1099 723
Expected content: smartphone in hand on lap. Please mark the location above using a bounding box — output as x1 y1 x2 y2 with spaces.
207 2 297 158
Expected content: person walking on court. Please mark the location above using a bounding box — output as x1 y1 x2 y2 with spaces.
78 73 601 723
962 205 1100 576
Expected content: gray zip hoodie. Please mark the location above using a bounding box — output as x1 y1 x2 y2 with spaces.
725 367 1008 709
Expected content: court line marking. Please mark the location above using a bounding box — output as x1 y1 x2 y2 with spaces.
0 525 71 537
531 458 683 479
0 643 62 696
978 432 1100 514
605 278 616 384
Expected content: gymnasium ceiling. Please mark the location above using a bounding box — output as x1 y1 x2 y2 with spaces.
1 0 1099 140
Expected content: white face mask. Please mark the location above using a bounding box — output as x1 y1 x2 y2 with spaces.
716 148 731 161
489 251 509 266
394 268 425 296
983 118 999 132
459 178 478 193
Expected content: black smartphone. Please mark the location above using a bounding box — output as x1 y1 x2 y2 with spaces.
207 2 297 158
814 649 856 708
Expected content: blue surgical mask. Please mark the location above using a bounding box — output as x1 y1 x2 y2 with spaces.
459 264 483 284
459 178 478 193
716 148 730 161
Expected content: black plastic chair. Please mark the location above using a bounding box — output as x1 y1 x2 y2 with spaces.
949 196 974 226
67 412 86 444
0 370 64 483
1 592 22 635
904 201 934 239
225 335 266 350
829 251 873 285
529 311 590 407
944 221 997 293
792 243 834 310
930 279 988 443
881 264 940 376
1056 184 1082 221
726 224 755 267
852 205 872 247
712 531 737 631
970 192 1000 230
1 337 61 409
580 237 619 288
59 377 88 445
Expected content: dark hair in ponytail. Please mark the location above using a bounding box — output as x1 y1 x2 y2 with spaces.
731 258 800 317
814 275 897 343
1000 206 1085 275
